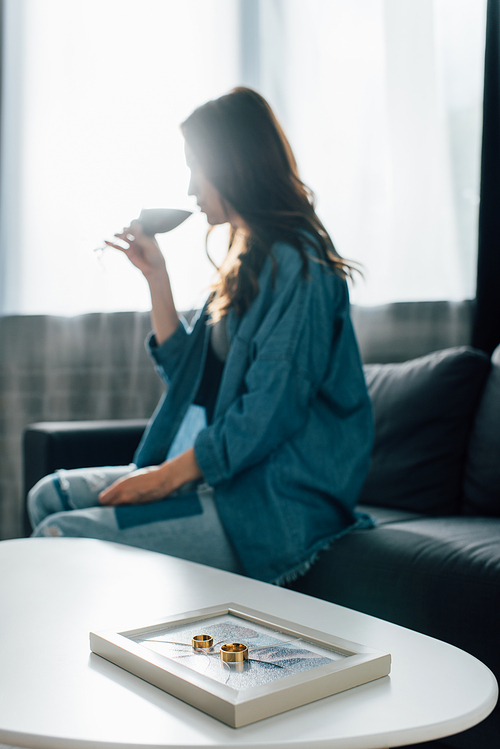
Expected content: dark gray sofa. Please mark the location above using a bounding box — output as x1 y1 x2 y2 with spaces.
291 344 500 749
23 344 500 749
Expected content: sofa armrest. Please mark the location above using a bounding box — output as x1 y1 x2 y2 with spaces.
23 419 148 535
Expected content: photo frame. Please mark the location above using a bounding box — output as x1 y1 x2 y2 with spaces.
90 602 391 727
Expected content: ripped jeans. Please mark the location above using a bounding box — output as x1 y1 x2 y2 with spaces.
28 466 243 574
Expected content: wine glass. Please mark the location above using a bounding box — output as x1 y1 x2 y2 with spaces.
93 208 192 258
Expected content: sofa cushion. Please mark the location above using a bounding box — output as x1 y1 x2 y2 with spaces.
290 516 500 748
290 516 500 749
359 347 490 514
463 344 500 516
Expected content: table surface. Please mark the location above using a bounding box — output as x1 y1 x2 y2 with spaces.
0 538 497 749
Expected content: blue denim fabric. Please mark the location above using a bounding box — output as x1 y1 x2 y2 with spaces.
115 491 202 529
134 239 375 583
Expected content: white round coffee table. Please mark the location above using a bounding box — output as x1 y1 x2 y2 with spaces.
0 538 496 748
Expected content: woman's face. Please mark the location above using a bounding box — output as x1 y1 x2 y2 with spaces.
185 143 244 229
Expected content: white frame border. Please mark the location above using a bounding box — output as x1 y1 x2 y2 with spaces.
90 602 391 728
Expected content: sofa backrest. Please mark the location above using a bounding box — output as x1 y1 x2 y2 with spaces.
463 344 500 516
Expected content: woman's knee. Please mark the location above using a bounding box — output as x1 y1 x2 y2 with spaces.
31 509 82 538
28 473 68 530
31 513 64 537
28 466 134 532
31 506 119 541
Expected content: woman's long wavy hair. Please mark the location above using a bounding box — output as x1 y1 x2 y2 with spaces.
181 87 357 321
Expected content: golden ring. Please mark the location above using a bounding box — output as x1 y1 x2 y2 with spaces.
192 634 213 649
220 642 249 663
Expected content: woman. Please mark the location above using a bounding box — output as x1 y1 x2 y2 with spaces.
29 87 374 584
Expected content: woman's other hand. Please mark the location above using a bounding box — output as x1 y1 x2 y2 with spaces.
98 465 171 506
98 448 204 506
105 220 166 280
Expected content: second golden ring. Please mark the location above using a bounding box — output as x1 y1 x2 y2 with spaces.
220 642 249 663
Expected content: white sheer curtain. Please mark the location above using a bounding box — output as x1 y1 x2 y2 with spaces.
0 0 238 315
258 0 486 306
0 0 487 314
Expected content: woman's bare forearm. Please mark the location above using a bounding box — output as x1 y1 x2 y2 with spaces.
147 268 181 346
107 222 180 347
162 447 204 490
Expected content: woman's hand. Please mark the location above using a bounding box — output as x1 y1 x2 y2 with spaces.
98 465 172 506
105 220 166 280
106 219 180 345
98 448 204 506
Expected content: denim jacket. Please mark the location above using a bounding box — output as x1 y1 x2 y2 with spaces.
134 239 374 583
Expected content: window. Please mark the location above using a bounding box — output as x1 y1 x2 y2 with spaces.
265 0 486 305
0 0 487 314
0 0 239 314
